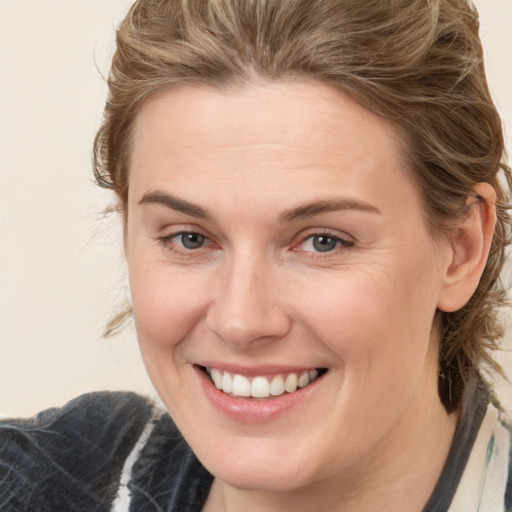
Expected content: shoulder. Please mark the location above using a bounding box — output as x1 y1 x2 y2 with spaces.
476 405 512 512
126 412 214 511
0 391 156 512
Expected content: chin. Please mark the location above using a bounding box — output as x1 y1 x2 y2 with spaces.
192 431 330 493
207 456 315 493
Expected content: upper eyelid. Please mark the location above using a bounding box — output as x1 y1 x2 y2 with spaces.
158 225 211 239
297 228 354 243
159 230 212 245
300 234 352 246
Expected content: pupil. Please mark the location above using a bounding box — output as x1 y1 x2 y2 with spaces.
181 233 204 249
313 235 336 252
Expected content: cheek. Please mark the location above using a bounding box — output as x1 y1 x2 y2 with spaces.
128 263 212 416
308 268 436 342
299 251 441 381
129 259 209 352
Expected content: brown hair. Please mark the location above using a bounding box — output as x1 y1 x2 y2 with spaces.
93 0 511 412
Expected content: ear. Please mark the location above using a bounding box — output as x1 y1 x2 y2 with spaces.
437 183 496 313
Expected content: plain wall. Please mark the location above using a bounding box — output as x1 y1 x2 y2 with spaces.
1 0 511 417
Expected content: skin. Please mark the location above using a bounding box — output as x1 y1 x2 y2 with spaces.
125 81 495 511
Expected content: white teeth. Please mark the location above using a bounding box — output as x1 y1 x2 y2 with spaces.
206 367 322 397
251 376 270 398
284 373 298 393
297 371 310 388
270 375 285 396
211 368 222 389
222 372 233 393
232 374 251 397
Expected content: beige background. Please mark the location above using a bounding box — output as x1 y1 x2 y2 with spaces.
1 0 511 418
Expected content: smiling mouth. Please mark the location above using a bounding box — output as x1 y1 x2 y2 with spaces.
199 366 328 398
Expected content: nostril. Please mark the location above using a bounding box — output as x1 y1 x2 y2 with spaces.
205 273 292 347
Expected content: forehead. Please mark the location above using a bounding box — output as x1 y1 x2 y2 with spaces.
128 81 417 219
132 80 404 152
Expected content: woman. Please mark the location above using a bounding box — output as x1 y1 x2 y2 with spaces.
1 0 511 511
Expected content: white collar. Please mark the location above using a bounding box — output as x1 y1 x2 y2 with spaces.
449 403 510 512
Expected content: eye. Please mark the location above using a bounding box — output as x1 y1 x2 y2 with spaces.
177 232 206 250
310 234 338 252
297 232 353 253
158 231 211 251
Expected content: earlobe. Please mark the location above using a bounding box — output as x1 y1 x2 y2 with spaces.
437 183 496 313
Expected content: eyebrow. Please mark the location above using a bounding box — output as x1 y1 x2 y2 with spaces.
139 191 381 222
280 198 381 222
139 191 211 219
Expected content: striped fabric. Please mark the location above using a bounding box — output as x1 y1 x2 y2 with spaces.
449 404 511 512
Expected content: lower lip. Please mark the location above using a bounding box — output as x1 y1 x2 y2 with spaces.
195 366 324 423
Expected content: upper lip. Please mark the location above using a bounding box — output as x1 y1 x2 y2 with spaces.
196 362 326 377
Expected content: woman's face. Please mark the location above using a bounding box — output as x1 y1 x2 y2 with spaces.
126 81 453 491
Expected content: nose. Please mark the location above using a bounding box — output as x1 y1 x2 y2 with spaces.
206 254 291 349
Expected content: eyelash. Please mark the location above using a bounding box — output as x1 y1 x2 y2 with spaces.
294 231 354 254
157 230 214 254
156 229 354 256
